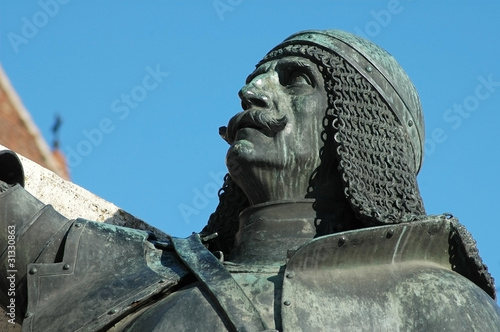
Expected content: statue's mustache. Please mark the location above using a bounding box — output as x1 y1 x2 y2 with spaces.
219 110 288 144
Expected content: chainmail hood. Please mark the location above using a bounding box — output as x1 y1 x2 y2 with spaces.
279 30 424 173
258 30 426 225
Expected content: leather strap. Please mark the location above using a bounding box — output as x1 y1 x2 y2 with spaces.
172 234 270 332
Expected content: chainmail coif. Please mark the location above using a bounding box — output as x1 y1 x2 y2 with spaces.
203 43 426 255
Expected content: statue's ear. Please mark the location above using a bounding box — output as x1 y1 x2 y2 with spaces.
0 150 24 187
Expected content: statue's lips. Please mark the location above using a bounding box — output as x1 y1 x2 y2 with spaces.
234 126 269 141
220 110 288 145
219 124 272 145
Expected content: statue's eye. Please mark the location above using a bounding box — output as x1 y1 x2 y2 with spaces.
286 71 313 87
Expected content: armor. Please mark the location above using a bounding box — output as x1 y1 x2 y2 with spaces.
2 169 499 331
281 218 500 330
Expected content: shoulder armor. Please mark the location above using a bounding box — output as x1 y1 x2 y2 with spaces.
282 217 500 331
23 220 190 332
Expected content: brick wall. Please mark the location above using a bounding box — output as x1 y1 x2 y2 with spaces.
0 65 69 180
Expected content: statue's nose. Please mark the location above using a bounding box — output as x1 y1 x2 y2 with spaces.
238 83 270 110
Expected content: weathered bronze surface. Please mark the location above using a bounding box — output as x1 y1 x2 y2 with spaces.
1 30 500 331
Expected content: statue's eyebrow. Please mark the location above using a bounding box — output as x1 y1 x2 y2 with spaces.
276 58 312 69
245 59 313 84
275 58 317 87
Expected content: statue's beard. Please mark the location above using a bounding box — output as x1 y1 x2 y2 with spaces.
221 110 288 145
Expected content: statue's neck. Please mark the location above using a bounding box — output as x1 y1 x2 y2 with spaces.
228 198 361 265
233 168 313 205
228 200 322 265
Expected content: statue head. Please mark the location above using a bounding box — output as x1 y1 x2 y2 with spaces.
205 30 426 254
224 54 332 205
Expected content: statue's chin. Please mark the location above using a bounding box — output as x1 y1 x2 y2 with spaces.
229 140 254 157
226 137 320 204
226 138 283 175
226 140 255 174
226 139 281 204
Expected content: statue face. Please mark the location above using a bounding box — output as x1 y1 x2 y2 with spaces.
225 56 328 204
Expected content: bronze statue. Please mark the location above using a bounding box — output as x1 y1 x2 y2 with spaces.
1 30 500 331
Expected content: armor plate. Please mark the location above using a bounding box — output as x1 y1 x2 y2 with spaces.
281 219 500 331
23 220 189 332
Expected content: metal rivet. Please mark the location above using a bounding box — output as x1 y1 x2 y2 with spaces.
74 223 82 228
108 308 118 315
159 279 166 284
338 236 346 247
408 120 413 127
366 66 373 73
25 312 33 318
386 229 394 239
63 264 70 270
286 272 295 279
284 300 291 306
29 267 37 275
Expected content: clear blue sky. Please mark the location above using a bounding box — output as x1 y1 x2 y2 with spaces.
1 1 499 290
